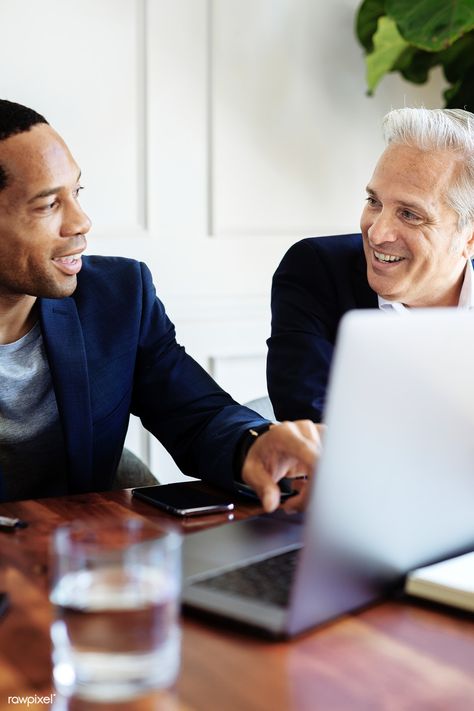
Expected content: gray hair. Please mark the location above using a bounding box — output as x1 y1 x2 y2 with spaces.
383 107 474 230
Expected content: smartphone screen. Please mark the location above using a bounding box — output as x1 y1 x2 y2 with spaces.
132 483 235 517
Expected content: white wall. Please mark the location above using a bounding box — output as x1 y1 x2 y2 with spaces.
0 0 444 481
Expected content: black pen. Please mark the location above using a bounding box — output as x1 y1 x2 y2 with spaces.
0 515 28 531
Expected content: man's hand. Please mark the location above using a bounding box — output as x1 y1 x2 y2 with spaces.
241 421 324 512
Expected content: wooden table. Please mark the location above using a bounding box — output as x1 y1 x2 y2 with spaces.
0 489 472 711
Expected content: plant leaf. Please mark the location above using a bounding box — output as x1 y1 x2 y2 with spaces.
444 73 474 110
366 16 410 93
437 31 474 83
393 46 439 84
356 0 386 52
386 0 474 51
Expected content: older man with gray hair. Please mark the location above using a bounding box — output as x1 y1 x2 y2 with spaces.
267 107 474 422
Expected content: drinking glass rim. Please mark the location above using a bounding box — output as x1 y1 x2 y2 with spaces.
52 518 182 553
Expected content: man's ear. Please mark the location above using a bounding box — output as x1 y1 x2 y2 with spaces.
462 225 474 259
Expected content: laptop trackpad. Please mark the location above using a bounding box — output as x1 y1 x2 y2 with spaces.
183 514 304 581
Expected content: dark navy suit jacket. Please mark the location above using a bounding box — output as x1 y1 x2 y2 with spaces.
267 234 378 422
2 256 267 500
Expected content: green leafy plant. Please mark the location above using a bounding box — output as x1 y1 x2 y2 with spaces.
356 0 474 108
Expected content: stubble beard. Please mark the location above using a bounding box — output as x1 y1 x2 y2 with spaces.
0 267 78 300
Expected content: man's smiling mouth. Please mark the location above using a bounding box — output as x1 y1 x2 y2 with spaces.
374 250 404 263
53 254 81 265
52 250 85 275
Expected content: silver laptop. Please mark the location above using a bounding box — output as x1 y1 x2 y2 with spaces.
182 310 474 636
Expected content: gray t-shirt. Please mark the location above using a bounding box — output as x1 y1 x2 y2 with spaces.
0 322 68 501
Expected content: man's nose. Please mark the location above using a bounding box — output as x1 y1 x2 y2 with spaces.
60 200 92 237
368 212 397 245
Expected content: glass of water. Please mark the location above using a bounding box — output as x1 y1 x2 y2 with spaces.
50 519 182 702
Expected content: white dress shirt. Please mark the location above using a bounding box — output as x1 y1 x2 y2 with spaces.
378 260 474 312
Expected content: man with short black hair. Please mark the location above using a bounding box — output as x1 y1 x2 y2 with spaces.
0 99 321 510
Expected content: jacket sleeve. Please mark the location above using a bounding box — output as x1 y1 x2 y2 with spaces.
267 239 340 422
131 263 269 490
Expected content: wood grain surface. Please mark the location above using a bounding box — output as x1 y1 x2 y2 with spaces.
0 489 472 711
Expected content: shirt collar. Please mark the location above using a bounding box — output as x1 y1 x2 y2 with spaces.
377 260 474 312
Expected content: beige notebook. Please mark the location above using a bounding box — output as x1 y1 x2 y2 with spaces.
405 552 474 613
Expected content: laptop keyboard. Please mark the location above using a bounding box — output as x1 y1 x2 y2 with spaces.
194 548 301 607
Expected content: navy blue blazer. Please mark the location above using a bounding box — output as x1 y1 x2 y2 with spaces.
3 256 267 500
267 234 378 422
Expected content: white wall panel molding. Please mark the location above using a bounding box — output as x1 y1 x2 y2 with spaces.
146 0 209 240
0 0 151 238
164 293 269 324
136 0 150 232
169 298 270 377
209 0 446 240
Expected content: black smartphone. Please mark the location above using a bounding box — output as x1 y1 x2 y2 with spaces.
233 477 298 502
132 483 235 517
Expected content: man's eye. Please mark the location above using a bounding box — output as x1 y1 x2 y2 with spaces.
365 196 379 207
401 209 421 222
37 200 58 212
73 185 84 199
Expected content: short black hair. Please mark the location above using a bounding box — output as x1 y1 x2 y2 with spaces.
0 99 48 191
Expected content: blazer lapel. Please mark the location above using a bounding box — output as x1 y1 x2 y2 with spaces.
352 248 378 309
39 298 93 493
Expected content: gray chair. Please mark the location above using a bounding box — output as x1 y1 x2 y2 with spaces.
112 448 159 489
245 396 277 421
